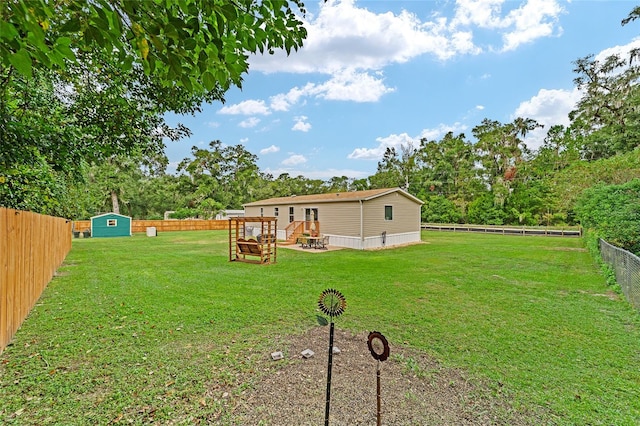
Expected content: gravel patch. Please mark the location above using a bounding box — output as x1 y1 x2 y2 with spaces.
228 327 537 425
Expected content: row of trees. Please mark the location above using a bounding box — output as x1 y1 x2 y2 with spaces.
1 2 639 252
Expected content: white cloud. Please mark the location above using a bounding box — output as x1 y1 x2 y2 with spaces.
240 137 249 144
239 117 261 128
310 69 395 102
348 132 416 161
419 123 468 141
260 145 280 155
348 123 468 161
218 100 270 115
264 167 370 179
249 0 482 74
451 0 507 29
268 69 394 113
216 0 565 138
512 87 582 150
205 121 220 128
594 37 640 62
270 87 308 112
249 0 563 74
451 0 564 52
282 154 307 166
500 0 564 51
292 116 312 132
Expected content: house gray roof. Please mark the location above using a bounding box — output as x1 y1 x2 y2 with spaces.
243 187 424 207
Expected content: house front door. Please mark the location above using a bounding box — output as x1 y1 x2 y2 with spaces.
305 208 318 233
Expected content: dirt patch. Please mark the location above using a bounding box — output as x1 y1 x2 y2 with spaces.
229 327 537 425
547 247 587 252
579 289 620 301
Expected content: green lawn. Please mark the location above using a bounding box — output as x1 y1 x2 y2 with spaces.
1 231 639 424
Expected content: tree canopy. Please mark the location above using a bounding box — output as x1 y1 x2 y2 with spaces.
1 0 309 214
1 0 307 91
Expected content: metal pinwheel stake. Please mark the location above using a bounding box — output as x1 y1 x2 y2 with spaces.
367 331 390 426
318 289 347 426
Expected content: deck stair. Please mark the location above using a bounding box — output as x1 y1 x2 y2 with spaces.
282 220 320 245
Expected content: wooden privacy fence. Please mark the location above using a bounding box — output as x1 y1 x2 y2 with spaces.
1 208 72 354
72 219 229 234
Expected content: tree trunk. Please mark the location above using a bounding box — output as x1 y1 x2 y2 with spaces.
111 190 120 214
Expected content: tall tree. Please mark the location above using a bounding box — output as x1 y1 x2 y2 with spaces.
415 132 482 221
569 52 640 160
86 156 143 215
371 143 420 191
178 141 261 209
416 133 479 197
473 118 541 187
532 125 580 174
371 147 401 188
325 176 352 193
473 117 542 208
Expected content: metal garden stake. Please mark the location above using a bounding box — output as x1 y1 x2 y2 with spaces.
318 288 347 426
367 331 390 426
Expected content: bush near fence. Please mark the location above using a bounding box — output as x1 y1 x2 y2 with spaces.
599 238 640 311
72 219 230 234
1 208 72 354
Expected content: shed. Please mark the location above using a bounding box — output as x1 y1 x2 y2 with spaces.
243 187 424 250
90 213 132 238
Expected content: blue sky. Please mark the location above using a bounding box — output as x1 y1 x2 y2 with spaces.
164 0 640 179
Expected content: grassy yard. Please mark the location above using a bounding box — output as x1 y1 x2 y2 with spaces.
1 231 639 424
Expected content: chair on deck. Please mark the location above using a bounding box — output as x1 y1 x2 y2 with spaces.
316 235 329 249
297 235 310 248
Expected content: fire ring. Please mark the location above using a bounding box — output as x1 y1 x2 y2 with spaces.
367 331 390 361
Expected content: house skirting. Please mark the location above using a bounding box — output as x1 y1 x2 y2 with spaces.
322 231 421 250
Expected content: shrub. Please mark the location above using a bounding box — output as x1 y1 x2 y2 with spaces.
421 195 462 223
574 179 640 254
169 208 200 219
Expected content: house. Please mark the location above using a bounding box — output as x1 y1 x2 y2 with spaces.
215 209 245 220
243 187 424 250
90 213 132 238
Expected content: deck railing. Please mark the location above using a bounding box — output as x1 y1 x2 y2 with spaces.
284 221 306 242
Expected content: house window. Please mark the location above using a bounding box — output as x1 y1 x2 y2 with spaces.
289 207 294 223
384 205 393 221
107 219 117 227
274 207 279 217
260 208 263 217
